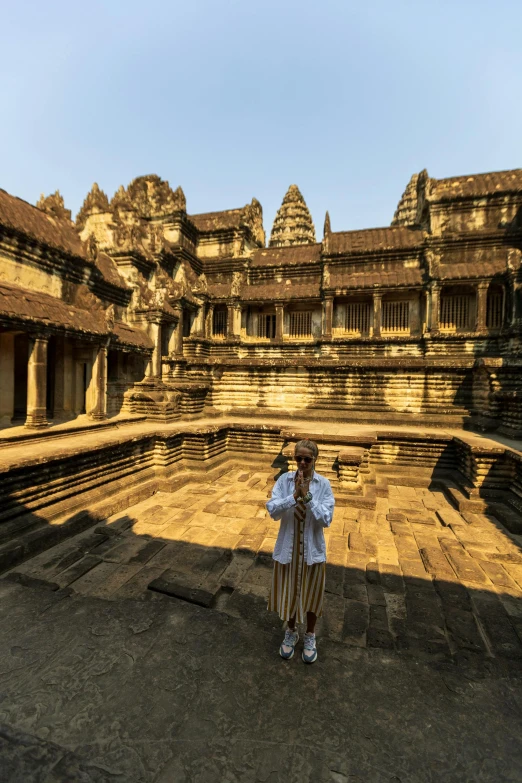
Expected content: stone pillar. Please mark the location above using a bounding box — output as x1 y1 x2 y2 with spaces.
233 304 242 337
154 323 163 375
0 333 15 426
323 297 333 339
206 304 214 338
275 303 284 340
88 343 108 420
429 283 440 332
174 311 184 355
25 334 49 429
193 303 205 337
409 296 421 336
372 293 382 338
62 339 74 416
227 304 236 338
476 282 488 331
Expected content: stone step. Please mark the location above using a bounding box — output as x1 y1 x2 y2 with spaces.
437 479 522 534
0 476 158 576
487 503 522 535
445 485 488 514
367 466 439 488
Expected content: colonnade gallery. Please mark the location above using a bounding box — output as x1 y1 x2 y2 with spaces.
0 169 521 435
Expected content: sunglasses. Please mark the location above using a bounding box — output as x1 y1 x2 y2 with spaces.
295 456 313 464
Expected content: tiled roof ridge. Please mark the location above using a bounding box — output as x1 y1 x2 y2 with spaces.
0 188 70 221
330 225 423 237
433 167 522 185
255 242 322 251
190 206 243 220
0 188 76 227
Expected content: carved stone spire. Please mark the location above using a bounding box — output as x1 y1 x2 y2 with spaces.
76 183 110 230
36 191 72 221
323 210 331 238
392 169 429 227
322 211 331 253
110 184 134 213
269 184 316 247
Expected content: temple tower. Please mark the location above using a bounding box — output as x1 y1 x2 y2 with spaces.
269 184 316 247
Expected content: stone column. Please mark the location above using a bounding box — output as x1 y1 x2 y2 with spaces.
25 334 49 429
275 303 284 340
0 333 15 426
234 304 242 337
147 322 162 377
227 304 236 338
205 304 214 338
174 310 184 355
323 297 333 339
476 282 488 331
372 293 382 338
429 283 440 332
193 303 205 337
88 343 108 420
155 323 163 375
409 296 421 336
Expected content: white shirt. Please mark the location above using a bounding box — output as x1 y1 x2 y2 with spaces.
266 471 335 566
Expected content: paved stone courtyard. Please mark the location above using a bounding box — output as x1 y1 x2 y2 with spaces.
2 464 522 781
9 466 522 662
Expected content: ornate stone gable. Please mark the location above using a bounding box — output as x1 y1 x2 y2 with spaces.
126 175 186 218
391 170 429 228
110 185 134 213
240 197 265 247
269 184 316 247
76 183 110 230
36 191 72 222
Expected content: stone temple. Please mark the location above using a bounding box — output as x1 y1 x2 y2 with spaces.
1 169 522 778
1 170 521 433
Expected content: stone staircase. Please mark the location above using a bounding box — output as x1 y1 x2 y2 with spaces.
436 476 522 535
280 438 377 509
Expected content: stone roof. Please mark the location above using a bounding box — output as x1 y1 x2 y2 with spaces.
94 250 130 290
430 169 522 201
0 188 129 294
207 283 232 299
240 282 320 301
191 208 245 233
328 227 424 255
112 321 153 350
0 188 85 257
328 267 423 290
0 280 152 349
191 198 265 246
269 185 316 247
250 244 321 267
438 261 507 281
0 281 106 335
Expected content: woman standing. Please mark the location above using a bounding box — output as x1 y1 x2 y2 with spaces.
266 439 335 663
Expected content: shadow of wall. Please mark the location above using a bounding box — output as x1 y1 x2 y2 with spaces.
0 434 521 667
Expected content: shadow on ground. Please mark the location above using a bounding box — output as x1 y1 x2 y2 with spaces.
1 458 522 782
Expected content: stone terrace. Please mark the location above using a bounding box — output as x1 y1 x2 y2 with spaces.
7 464 522 662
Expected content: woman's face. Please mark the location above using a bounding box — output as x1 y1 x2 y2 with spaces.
295 446 315 478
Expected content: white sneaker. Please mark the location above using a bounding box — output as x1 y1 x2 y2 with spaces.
280 627 299 659
302 632 318 664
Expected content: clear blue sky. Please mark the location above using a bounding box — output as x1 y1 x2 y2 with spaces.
2 0 521 238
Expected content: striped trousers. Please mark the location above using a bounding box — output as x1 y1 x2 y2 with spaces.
267 496 326 623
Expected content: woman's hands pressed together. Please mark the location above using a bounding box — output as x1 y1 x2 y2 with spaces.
294 469 311 501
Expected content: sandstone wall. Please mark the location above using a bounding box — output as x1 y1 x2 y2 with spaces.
206 365 473 421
